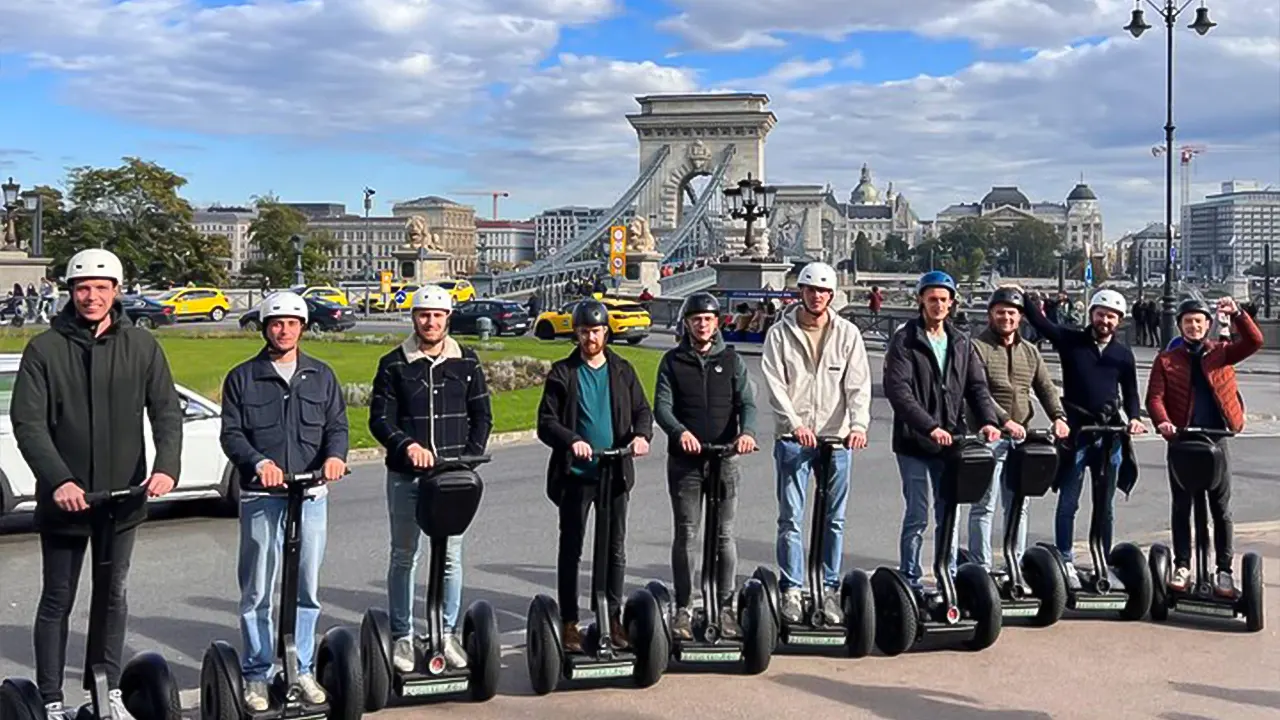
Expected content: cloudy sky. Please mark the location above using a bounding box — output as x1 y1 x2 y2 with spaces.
2 0 1277 236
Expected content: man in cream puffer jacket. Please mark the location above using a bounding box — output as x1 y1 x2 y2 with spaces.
761 261 873 627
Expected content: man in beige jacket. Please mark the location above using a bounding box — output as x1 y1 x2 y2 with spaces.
761 261 873 626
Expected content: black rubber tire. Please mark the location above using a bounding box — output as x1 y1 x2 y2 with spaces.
750 566 781 651
317 627 364 720
1242 552 1264 632
1 678 46 720
535 321 556 340
1148 543 1172 623
956 548 975 566
739 580 773 675
1109 542 1152 621
1021 545 1067 627
199 643 241 720
956 564 1003 651
120 652 183 720
840 570 875 658
870 571 917 657
210 307 226 322
359 609 392 712
625 590 667 689
241 318 261 332
643 580 674 647
625 337 643 345
525 596 562 696
464 601 501 702
135 316 154 330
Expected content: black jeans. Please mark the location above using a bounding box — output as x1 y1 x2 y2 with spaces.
35 527 137 704
1169 440 1234 571
557 481 628 623
669 456 739 609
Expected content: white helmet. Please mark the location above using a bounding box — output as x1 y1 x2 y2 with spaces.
797 261 837 291
260 291 309 324
65 248 124 285
1089 289 1127 318
412 285 453 312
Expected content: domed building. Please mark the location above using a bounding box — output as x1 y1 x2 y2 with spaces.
935 182 1103 251
808 164 921 259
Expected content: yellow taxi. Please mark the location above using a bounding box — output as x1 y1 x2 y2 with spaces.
434 279 476 303
533 294 651 345
291 285 350 306
369 283 420 313
153 287 232 322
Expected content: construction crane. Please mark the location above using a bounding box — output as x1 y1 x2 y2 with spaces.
1152 143 1207 210
448 190 510 220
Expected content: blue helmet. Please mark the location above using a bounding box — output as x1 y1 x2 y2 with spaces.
916 270 957 297
1166 335 1184 351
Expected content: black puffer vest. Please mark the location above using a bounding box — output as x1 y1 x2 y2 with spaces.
661 345 741 444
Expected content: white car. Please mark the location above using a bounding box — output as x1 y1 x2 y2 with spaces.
0 353 238 519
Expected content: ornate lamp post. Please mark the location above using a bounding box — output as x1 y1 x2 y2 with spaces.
722 173 777 259
291 234 306 287
21 189 44 257
1124 0 1217 346
2 177 21 250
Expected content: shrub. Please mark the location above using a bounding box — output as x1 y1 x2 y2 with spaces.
341 355 551 406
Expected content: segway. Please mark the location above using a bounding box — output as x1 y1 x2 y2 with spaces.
956 430 1068 626
1 486 183 720
643 444 773 674
871 434 1004 655
524 447 666 695
200 470 363 720
751 435 875 656
360 456 501 708
1035 423 1152 620
1149 428 1264 631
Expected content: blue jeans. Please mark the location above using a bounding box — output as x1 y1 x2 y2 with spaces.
387 471 463 638
1055 436 1122 564
896 454 956 590
773 440 851 591
238 494 328 681
966 439 1028 570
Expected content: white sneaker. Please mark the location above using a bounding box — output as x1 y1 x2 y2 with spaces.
107 689 133 720
443 634 468 669
1214 570 1235 597
243 681 269 712
1170 566 1191 591
44 701 64 720
1063 562 1082 590
296 675 326 705
392 637 416 673
780 589 803 624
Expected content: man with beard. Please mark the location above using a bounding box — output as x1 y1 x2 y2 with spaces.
1024 288 1147 587
220 291 349 710
536 300 653 652
1147 297 1262 595
966 287 1070 570
11 248 182 720
369 286 493 671
760 261 873 625
653 291 757 640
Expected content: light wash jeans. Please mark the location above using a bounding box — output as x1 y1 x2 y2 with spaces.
1055 436 1122 564
238 495 328 681
896 454 957 590
773 440 851 592
387 471 463 638
966 439 1029 570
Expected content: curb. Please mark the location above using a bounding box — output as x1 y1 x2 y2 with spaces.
345 429 539 464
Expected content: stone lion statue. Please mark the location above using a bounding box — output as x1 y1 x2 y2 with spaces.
404 215 441 251
626 216 657 254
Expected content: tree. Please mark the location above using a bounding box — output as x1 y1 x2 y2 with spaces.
995 219 1063 277
853 232 873 271
244 201 337 285
883 232 909 262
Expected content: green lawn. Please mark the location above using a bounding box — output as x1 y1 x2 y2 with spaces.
0 330 662 449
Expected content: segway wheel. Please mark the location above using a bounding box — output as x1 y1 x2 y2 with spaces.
1109 542 1152 621
839 570 875 659
956 548 975 566
1021 546 1067 627
358 609 393 712
955 564 1002 651
750 566 781 651
625 589 667 689
317 627 364 720
1 678 46 720
1242 552 1264 633
199 642 242 720
739 579 773 675
644 580 675 652
1147 543 1172 623
870 570 917 657
463 600 501 702
119 652 182 720
525 595 563 696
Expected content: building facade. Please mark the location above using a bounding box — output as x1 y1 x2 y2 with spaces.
533 206 610 259
193 206 258 276
936 183 1103 251
305 215 407 279
1184 181 1280 280
476 220 536 268
1115 222 1177 279
819 164 921 258
391 195 478 276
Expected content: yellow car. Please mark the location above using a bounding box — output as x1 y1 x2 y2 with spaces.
154 287 232 322
369 283 420 313
435 279 476 303
292 285 350 306
533 296 651 345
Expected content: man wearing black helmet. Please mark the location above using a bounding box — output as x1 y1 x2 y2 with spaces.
966 287 1069 570
654 291 757 640
536 299 654 652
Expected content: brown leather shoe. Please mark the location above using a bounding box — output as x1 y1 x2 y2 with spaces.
562 622 583 653
609 610 629 649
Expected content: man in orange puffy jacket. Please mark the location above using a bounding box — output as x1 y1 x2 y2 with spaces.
1146 296 1263 596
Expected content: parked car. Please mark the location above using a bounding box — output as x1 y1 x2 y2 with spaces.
435 279 477 303
238 296 357 332
121 295 177 330
152 287 232 321
451 300 530 336
290 285 350 306
534 295 650 344
0 353 238 520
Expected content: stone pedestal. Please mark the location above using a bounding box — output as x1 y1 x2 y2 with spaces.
0 251 52 289
393 248 452 284
618 251 663 296
1226 274 1251 302
712 259 791 292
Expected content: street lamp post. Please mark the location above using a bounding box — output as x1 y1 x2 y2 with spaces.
291 234 306 287
2 177 21 250
722 173 777 259
21 190 44 257
363 186 375 314
1124 0 1216 347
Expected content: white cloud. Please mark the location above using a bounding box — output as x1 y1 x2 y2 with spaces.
838 51 865 69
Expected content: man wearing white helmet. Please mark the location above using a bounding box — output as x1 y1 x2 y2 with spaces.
11 248 183 720
760 261 873 625
369 285 492 671
220 291 349 710
1024 287 1147 587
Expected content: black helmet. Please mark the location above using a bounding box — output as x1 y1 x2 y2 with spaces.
572 300 609 329
682 292 720 318
988 287 1024 311
1176 298 1212 322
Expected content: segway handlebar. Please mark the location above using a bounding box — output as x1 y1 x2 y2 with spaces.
1175 427 1235 439
698 442 752 457
1076 424 1130 434
243 468 351 493
436 454 492 465
779 433 847 446
1003 428 1057 441
594 446 634 459
82 485 148 505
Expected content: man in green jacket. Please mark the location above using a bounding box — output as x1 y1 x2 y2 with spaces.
11 248 183 720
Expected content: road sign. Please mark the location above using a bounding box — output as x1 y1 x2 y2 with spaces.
379 270 393 295
394 289 408 305
608 225 627 276
1084 258 1094 286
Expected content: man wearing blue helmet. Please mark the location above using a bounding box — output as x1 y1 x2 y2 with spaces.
883 270 1002 591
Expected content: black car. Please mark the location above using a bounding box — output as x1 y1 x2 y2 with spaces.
450 300 530 336
121 295 177 330
239 297 357 333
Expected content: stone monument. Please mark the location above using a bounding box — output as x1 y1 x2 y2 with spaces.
618 216 662 296
0 214 52 289
393 215 452 283
712 222 790 291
